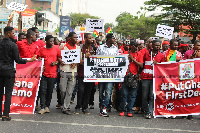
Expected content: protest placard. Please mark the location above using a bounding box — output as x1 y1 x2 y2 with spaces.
61 49 80 64
2 60 43 114
150 37 159 40
76 32 84 41
154 60 200 117
7 2 28 12
155 24 174 40
84 55 129 82
86 19 104 32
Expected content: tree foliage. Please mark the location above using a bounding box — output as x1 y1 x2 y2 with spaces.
69 13 99 28
115 12 160 40
32 7 42 11
104 23 115 33
144 0 200 42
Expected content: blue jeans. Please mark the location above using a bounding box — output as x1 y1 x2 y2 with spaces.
120 82 138 113
142 79 153 115
99 82 113 109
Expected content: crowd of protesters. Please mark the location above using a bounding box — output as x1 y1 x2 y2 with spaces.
0 25 200 121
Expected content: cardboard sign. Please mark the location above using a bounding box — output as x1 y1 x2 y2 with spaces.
155 24 174 40
61 49 80 64
7 2 28 12
86 19 104 32
84 55 129 82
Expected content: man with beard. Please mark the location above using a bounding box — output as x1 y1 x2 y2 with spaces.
31 27 46 49
75 33 95 115
141 40 165 119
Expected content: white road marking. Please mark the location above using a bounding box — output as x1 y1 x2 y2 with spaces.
12 119 200 133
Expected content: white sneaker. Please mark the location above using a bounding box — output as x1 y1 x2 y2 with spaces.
164 116 168 119
171 116 176 119
38 109 46 114
45 107 50 113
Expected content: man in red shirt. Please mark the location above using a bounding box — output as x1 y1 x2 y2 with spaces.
17 30 38 58
119 40 143 117
31 27 46 49
139 38 153 56
18 33 26 41
38 35 61 114
141 40 165 119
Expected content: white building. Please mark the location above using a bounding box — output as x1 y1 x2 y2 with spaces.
38 10 60 33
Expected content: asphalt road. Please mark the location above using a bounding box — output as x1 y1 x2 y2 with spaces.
0 90 200 133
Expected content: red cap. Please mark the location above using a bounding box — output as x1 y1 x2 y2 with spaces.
179 43 189 48
162 41 169 45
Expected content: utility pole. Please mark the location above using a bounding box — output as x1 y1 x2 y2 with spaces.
18 12 22 33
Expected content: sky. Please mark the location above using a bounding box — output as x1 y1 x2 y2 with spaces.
62 0 159 25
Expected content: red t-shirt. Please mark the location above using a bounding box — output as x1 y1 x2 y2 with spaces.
54 44 60 49
129 52 143 75
34 39 46 49
141 50 165 79
38 45 61 78
17 39 39 58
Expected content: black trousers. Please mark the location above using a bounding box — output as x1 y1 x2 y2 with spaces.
76 78 93 110
0 71 15 116
89 83 96 106
40 75 56 109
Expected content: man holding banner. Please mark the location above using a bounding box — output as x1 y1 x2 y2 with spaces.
75 33 94 115
0 26 36 121
17 29 38 58
163 39 182 62
97 33 119 117
141 40 165 119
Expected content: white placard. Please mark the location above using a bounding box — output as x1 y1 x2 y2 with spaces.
39 33 46 39
86 19 104 32
150 37 159 40
155 24 174 40
84 55 129 82
61 49 80 64
76 32 84 41
7 2 28 12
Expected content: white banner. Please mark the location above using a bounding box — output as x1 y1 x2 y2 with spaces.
7 2 28 12
86 19 104 32
155 24 174 40
61 49 80 64
84 55 129 82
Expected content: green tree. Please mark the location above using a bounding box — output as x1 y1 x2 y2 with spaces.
115 12 160 40
144 0 200 42
32 7 42 11
55 27 59 33
104 23 115 33
70 13 99 28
